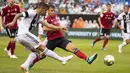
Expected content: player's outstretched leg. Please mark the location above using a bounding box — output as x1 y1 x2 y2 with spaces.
101 38 109 50
10 41 17 58
39 46 73 64
4 41 11 57
4 38 17 58
66 43 98 64
20 52 40 73
101 35 110 50
118 41 128 53
92 37 101 48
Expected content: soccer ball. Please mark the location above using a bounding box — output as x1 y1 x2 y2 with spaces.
104 55 115 66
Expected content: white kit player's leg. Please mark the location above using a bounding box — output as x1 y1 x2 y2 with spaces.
21 50 73 72
118 33 129 53
118 41 127 53
20 52 40 73
42 47 73 64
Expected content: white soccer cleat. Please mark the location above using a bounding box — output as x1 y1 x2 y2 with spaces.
61 55 73 65
4 48 11 57
10 55 18 59
20 64 29 73
118 45 122 53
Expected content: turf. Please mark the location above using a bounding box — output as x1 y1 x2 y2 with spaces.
0 36 130 73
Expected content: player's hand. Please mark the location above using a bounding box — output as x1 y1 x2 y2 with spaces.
59 26 68 33
5 22 15 27
100 25 103 28
119 26 124 30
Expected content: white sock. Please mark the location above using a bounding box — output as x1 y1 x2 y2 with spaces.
43 48 64 62
42 38 48 46
23 53 39 67
119 41 127 48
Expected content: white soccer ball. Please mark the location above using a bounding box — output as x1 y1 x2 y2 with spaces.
104 55 115 66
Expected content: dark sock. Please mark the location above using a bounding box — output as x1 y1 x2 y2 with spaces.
7 41 11 50
10 42 16 55
74 48 87 60
103 39 109 48
94 37 101 44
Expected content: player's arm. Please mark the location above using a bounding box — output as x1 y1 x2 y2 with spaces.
5 13 23 27
115 14 124 30
43 26 55 32
40 20 67 31
98 17 103 28
116 19 124 30
1 8 5 28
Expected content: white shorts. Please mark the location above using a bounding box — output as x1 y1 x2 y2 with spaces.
16 32 41 50
38 23 43 35
122 32 130 41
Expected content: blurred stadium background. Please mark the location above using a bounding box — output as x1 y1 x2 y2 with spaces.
0 0 130 73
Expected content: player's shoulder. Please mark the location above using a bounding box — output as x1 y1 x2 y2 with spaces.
2 5 8 9
111 11 115 15
119 12 125 16
14 4 19 7
103 11 107 13
45 15 50 19
128 12 130 15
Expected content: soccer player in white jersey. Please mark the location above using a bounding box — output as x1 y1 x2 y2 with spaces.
6 2 73 73
115 5 130 53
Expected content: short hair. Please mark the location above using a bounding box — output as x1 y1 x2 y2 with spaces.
37 2 49 9
49 4 55 9
124 5 129 9
107 3 111 6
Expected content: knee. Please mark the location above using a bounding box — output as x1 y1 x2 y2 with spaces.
66 43 76 53
100 36 105 39
126 40 130 44
11 38 16 43
37 44 45 52
106 36 110 39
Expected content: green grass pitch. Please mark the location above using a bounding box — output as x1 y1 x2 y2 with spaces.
0 36 130 73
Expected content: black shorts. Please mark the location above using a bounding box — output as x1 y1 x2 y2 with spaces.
100 28 110 36
46 37 71 51
5 28 18 38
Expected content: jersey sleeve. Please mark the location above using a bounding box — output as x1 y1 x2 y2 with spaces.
100 13 104 18
117 14 122 21
22 10 36 18
17 6 20 13
111 14 115 21
1 8 6 17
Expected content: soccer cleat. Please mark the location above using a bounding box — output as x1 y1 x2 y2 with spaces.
87 53 98 64
10 55 18 59
4 48 11 57
61 55 73 65
101 48 106 50
118 45 122 53
91 40 95 48
20 64 29 73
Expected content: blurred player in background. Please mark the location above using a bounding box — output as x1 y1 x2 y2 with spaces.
115 5 130 53
1 0 20 58
91 4 115 50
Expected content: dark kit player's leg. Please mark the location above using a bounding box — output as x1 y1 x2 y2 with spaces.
58 38 97 64
4 28 17 58
102 29 110 50
91 28 105 47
